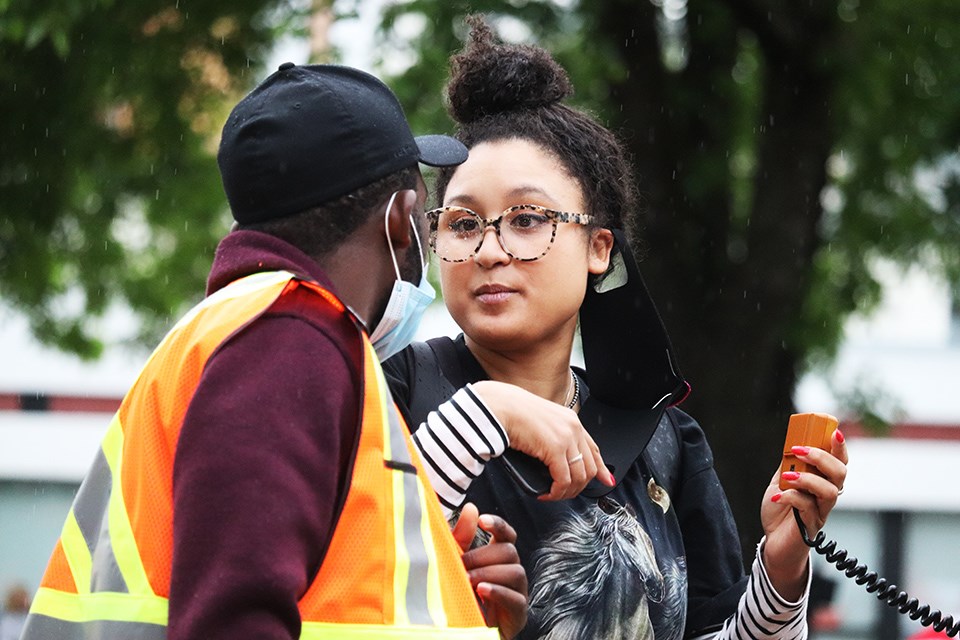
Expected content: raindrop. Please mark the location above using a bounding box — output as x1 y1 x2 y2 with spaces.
155 190 160 200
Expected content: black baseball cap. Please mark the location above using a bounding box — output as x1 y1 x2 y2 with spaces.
218 62 468 224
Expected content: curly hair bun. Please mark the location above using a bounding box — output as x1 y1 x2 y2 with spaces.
446 15 573 124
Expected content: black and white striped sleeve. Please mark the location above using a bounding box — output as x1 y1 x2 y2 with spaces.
701 539 810 640
410 383 509 517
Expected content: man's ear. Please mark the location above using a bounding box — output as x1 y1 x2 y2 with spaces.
385 190 417 250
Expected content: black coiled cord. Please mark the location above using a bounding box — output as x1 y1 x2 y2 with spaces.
793 508 960 637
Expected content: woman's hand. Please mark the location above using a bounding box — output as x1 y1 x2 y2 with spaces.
452 503 528 639
760 429 849 601
470 381 615 500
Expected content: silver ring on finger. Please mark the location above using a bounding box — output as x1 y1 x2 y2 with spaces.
567 453 584 465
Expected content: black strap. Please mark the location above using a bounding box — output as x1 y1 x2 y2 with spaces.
407 338 463 426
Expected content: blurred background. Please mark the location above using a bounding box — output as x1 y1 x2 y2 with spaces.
1 1 958 638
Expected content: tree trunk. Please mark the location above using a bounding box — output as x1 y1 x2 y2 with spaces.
593 0 839 558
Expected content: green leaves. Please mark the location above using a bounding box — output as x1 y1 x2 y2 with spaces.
0 0 291 356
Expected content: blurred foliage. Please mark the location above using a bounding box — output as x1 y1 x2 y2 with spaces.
0 0 309 357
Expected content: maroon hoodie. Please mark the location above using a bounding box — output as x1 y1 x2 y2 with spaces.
168 230 365 639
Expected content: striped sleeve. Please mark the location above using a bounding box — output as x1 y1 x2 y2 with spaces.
709 538 810 640
411 383 509 517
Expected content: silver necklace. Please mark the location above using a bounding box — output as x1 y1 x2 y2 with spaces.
566 369 580 409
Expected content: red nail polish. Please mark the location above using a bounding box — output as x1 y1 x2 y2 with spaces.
836 429 845 444
781 471 801 481
609 472 616 486
771 493 782 503
791 445 811 456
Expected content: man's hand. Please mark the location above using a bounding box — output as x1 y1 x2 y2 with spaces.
471 380 615 500
452 503 528 640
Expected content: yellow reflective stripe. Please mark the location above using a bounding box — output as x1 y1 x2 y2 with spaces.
390 452 412 626
59 511 92 595
29 587 168 626
100 415 153 596
414 476 447 627
372 349 412 626
369 340 454 628
299 621 498 639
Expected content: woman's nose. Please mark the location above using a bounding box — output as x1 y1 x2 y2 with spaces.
473 226 511 267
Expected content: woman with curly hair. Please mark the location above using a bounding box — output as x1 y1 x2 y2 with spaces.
388 16 848 639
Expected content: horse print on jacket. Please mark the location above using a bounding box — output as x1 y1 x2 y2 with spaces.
528 496 686 640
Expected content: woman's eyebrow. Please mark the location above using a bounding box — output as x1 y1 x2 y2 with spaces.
443 193 480 208
506 185 555 203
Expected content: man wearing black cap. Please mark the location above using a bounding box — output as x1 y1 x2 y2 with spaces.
21 63 524 640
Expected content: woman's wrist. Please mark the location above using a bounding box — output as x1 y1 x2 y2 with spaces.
759 537 810 603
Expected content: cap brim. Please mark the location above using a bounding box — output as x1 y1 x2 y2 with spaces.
415 134 468 167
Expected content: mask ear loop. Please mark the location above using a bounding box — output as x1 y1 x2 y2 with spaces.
382 191 402 281
409 209 428 274
384 189 428 280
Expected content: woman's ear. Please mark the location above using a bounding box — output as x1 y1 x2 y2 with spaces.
587 227 615 275
385 189 418 250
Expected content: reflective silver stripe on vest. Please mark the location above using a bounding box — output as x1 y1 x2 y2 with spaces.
72 448 128 593
384 400 433 626
21 612 166 640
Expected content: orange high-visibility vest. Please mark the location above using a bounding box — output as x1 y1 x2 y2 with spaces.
23 271 496 639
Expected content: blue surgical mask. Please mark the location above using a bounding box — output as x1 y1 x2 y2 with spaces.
369 191 436 361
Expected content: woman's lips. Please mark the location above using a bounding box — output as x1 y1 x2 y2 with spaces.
474 284 517 304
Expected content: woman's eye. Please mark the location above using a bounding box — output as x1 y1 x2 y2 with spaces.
510 211 549 230
449 217 480 234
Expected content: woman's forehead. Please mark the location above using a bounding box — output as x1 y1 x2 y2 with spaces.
447 139 584 207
